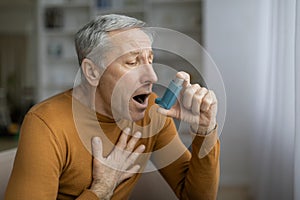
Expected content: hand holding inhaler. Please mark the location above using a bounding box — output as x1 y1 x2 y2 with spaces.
156 71 217 135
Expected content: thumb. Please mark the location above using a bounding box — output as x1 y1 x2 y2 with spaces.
176 71 190 88
92 137 104 161
157 107 179 119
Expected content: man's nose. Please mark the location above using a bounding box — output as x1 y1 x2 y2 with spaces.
140 64 158 84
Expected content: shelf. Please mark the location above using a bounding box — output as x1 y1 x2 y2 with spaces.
44 29 77 36
43 2 92 8
97 7 145 15
37 0 93 101
45 4 91 8
47 57 78 64
149 0 202 4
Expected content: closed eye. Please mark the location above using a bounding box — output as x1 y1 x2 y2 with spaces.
126 61 138 66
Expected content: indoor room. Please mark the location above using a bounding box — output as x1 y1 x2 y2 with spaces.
0 0 299 200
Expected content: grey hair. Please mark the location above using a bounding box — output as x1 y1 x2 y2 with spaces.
74 14 147 67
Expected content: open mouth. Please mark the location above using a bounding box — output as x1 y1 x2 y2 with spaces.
132 93 150 104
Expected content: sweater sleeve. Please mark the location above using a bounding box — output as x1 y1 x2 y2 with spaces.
5 113 63 199
5 113 99 200
152 118 220 200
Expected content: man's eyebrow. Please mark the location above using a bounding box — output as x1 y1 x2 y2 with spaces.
128 51 140 56
128 50 153 56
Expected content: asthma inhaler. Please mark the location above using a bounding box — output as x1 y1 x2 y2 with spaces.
155 77 184 110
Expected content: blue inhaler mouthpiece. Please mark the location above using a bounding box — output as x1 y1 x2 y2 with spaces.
155 77 184 110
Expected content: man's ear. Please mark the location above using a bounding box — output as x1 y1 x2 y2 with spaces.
81 58 101 87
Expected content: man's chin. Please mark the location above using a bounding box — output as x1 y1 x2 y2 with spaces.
129 110 146 122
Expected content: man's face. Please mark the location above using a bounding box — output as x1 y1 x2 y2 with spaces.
96 28 158 121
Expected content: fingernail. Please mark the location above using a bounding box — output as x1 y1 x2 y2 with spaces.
140 144 145 151
92 137 100 144
124 127 131 134
134 131 142 138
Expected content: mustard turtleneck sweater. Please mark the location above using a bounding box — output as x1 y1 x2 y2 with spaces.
5 90 219 200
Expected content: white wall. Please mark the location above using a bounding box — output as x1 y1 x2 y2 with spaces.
203 0 268 187
294 1 300 199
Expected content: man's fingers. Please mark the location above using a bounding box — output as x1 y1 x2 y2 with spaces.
157 107 179 118
119 165 141 181
125 131 142 152
116 128 130 150
200 90 217 112
182 84 201 109
191 93 202 115
92 137 104 161
176 71 190 88
135 144 146 154
191 87 209 115
129 144 145 161
121 144 145 170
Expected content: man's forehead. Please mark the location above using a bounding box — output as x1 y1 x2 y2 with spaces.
108 28 152 53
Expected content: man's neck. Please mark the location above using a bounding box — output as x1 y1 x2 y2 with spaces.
73 84 118 121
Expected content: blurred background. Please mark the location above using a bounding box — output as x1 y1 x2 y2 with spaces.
0 0 299 200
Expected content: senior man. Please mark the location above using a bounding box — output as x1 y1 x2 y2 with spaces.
6 14 219 200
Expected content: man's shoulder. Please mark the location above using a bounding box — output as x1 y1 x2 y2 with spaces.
21 90 78 154
28 90 73 120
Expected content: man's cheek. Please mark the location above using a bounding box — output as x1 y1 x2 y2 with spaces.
119 69 142 88
110 74 135 119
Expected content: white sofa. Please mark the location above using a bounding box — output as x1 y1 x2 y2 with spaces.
0 148 16 200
